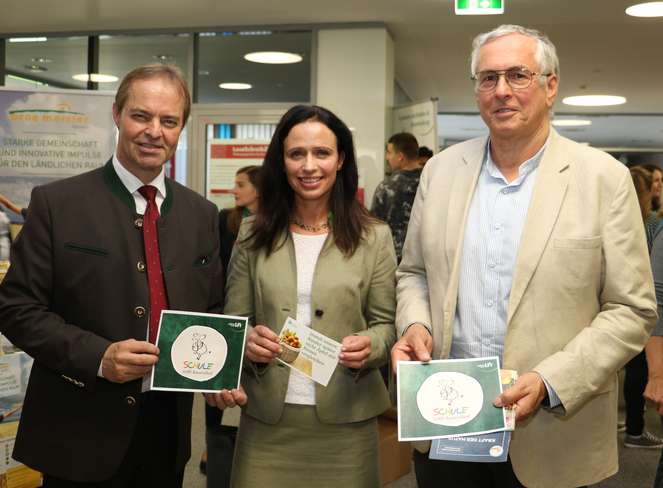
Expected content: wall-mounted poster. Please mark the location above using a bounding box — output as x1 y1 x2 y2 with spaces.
206 139 268 210
0 88 116 220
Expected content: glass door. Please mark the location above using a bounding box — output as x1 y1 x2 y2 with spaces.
187 103 291 208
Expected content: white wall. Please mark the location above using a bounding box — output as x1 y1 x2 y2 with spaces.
315 27 394 206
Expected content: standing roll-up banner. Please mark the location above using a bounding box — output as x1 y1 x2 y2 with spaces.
391 99 439 152
0 88 116 218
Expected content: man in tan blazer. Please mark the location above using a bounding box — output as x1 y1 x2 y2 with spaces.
392 24 656 488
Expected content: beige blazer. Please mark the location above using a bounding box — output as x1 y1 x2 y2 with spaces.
225 220 396 425
396 129 657 488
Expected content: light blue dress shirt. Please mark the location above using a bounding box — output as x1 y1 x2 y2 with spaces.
451 137 560 407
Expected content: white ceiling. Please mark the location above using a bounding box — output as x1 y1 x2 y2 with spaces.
2 0 662 147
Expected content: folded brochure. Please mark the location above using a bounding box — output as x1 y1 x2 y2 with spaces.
428 370 518 463
275 317 342 387
429 431 511 463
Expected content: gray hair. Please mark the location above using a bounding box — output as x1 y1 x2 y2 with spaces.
470 25 560 83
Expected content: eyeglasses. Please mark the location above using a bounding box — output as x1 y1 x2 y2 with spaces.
471 67 551 92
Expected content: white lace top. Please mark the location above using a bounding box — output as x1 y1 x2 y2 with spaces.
284 232 327 405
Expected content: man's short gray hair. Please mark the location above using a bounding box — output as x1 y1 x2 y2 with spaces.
470 24 560 82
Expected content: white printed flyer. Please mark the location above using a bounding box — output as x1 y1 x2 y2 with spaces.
276 317 342 387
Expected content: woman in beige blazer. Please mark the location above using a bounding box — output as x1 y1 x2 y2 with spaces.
223 105 396 488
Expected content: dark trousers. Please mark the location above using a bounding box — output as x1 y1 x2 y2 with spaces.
624 351 648 436
43 391 183 488
414 450 588 488
413 449 525 488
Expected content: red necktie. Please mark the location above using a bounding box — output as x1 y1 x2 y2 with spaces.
138 185 169 344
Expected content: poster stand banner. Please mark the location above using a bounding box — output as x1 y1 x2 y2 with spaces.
0 87 116 217
391 99 438 152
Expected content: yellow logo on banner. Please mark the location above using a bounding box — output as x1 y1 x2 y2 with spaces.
8 108 89 125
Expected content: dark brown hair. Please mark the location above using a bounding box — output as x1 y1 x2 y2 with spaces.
115 64 191 125
388 132 419 161
247 104 378 257
630 166 653 222
227 165 262 235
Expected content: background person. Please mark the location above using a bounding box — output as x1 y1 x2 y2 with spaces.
220 104 396 487
642 164 663 243
202 164 261 487
621 167 663 449
417 145 434 168
643 164 663 213
645 229 663 487
218 165 261 273
0 193 26 219
371 131 422 262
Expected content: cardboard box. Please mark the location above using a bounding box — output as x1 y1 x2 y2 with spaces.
0 261 9 285
0 353 41 488
378 413 412 486
0 422 41 488
8 225 21 242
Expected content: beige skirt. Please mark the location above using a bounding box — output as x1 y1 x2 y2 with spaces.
230 404 380 488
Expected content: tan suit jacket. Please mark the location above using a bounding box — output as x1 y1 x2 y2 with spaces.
225 221 396 425
396 129 657 488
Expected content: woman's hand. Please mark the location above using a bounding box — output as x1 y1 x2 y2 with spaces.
204 387 248 410
246 325 281 363
339 335 371 369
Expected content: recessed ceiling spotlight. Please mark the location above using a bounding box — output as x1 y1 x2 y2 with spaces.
31 57 52 63
219 82 252 90
153 54 174 62
9 37 47 43
551 119 592 127
562 95 627 107
626 2 663 17
24 64 47 72
244 51 303 64
72 73 119 83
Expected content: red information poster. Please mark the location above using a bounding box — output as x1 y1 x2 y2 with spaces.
206 139 268 209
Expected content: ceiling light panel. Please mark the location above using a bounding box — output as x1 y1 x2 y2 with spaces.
626 2 663 17
219 82 252 90
244 51 303 64
552 119 593 127
72 73 119 83
562 95 627 107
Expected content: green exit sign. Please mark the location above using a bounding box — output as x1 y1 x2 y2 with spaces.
455 0 504 15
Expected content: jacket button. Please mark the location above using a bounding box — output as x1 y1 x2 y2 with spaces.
315 309 324 317
134 306 146 318
136 261 146 272
134 218 143 229
125 396 136 406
